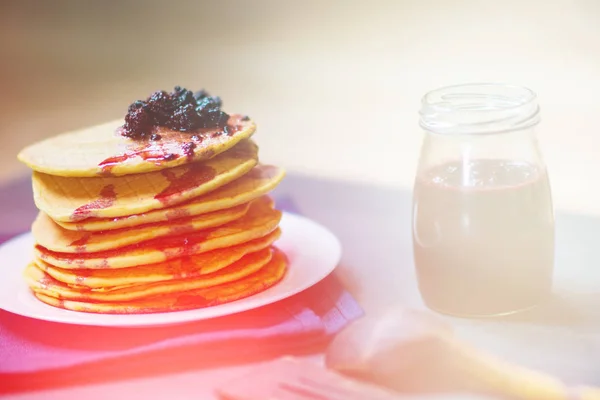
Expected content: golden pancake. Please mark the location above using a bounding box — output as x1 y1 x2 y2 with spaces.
32 140 258 222
17 115 255 177
38 229 280 288
25 247 274 302
35 196 281 269
32 202 249 253
55 165 285 232
32 248 287 314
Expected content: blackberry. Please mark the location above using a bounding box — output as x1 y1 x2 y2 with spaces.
196 96 222 114
193 89 209 101
123 101 153 138
210 96 222 108
202 111 230 128
182 142 196 158
171 86 195 109
196 96 229 128
146 91 173 125
128 100 147 113
169 103 201 131
123 86 235 139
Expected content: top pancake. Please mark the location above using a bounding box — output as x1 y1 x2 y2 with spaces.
17 115 255 177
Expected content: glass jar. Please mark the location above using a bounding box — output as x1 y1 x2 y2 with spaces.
412 83 554 317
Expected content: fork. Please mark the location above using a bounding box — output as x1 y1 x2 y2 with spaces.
217 357 406 400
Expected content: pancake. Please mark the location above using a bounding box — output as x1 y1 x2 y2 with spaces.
18 89 289 315
37 229 280 288
17 115 255 177
32 202 250 253
55 165 286 232
32 139 258 222
33 248 287 314
35 196 281 269
25 247 274 302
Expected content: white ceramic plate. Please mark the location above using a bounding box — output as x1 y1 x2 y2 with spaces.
0 212 341 327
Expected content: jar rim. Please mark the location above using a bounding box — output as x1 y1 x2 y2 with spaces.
419 83 540 135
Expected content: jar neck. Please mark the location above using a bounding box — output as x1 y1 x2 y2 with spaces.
419 83 540 136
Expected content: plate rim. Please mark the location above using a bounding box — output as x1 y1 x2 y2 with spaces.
0 211 341 328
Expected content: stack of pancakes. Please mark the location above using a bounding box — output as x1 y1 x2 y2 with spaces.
17 115 287 314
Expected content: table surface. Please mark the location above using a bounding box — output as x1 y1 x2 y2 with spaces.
2 172 600 400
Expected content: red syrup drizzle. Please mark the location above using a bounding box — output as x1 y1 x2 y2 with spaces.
165 208 192 221
98 141 181 175
98 117 244 175
167 223 196 237
173 294 211 308
68 210 201 253
154 164 216 204
74 269 93 285
35 228 214 263
164 259 188 280
73 185 117 220
39 274 52 290
69 232 92 253
82 195 195 227
39 211 215 265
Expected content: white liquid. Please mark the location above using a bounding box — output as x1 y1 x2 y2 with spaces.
412 159 554 316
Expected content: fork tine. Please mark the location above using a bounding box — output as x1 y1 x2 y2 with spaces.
216 357 403 400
